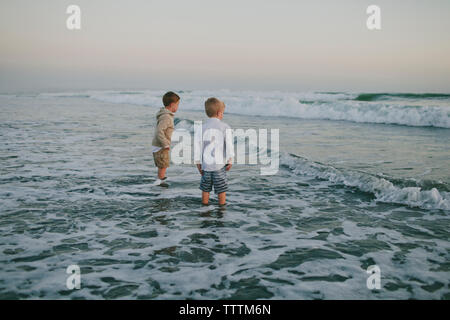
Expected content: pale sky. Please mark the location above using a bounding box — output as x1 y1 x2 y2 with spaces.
1 0 450 93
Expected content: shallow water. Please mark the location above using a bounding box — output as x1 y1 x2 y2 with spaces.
0 92 449 299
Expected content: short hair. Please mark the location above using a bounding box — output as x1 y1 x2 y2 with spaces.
162 91 180 107
204 97 224 117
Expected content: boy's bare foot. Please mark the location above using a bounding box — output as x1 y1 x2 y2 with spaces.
153 178 169 187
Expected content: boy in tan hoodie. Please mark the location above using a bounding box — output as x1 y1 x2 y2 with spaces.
151 91 180 187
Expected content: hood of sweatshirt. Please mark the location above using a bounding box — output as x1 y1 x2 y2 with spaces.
156 107 174 121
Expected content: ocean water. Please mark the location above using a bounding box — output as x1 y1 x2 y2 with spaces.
0 90 449 299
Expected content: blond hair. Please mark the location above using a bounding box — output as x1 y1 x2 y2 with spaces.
204 97 224 117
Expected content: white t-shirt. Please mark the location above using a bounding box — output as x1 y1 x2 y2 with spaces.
151 146 162 153
196 117 234 172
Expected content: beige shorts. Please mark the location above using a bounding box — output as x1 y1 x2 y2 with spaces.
153 148 170 168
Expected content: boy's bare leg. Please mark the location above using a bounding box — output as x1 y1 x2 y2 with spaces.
202 192 210 205
218 192 226 205
158 167 167 179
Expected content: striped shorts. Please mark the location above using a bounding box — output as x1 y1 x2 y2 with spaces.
199 166 228 194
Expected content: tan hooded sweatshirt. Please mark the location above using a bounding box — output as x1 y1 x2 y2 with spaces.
151 107 174 149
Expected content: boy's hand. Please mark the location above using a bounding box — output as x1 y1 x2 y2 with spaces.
225 163 232 171
196 164 203 175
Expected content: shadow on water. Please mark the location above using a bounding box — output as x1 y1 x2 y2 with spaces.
149 198 173 212
199 205 226 219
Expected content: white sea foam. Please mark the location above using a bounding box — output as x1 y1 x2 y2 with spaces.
282 153 450 211
84 90 450 128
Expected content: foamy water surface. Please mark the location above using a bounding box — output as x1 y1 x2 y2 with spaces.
0 91 449 299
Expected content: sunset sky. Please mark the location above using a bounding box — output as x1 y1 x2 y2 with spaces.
1 0 450 92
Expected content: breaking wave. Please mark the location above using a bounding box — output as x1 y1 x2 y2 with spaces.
282 153 450 211
34 90 450 128
354 93 450 102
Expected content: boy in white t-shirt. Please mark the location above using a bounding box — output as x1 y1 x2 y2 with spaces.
195 98 234 205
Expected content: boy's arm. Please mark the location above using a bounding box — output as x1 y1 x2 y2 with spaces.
196 163 203 175
164 126 174 149
156 116 173 149
225 126 234 171
225 158 232 171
